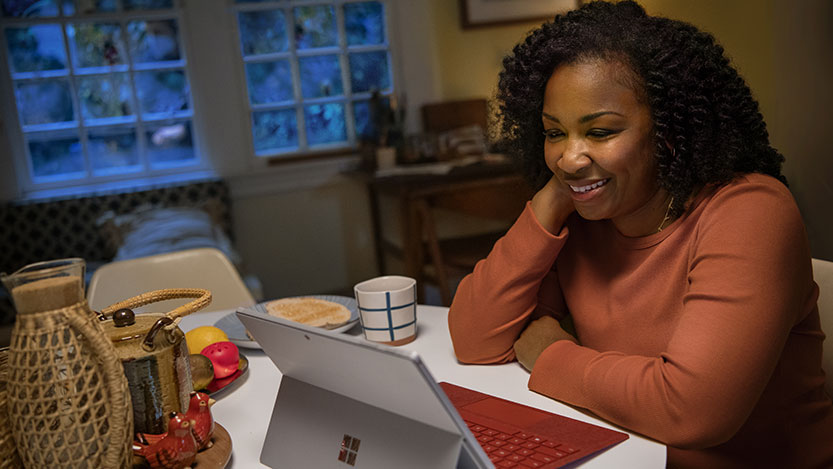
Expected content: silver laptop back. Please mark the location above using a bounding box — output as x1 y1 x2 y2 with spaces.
236 307 488 469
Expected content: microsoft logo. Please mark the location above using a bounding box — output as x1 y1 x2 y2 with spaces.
338 434 361 466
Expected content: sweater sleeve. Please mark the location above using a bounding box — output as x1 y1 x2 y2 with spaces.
527 177 813 448
448 202 570 364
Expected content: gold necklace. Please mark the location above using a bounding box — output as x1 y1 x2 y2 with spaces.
656 196 675 233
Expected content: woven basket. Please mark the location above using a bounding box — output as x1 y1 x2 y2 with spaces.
0 348 23 469
6 301 133 468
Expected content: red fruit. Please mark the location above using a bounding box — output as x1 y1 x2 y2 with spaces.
201 341 239 379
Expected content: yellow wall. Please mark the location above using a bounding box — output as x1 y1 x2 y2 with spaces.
430 0 543 100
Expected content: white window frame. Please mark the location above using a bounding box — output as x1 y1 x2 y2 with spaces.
230 0 396 160
0 0 208 197
0 0 409 199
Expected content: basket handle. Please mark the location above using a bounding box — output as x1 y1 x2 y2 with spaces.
99 288 212 321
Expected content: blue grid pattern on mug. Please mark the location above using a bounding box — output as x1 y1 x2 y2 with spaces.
358 291 416 341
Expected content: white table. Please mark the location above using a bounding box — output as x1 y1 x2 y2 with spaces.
179 305 666 468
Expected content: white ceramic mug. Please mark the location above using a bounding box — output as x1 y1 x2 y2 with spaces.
354 276 417 346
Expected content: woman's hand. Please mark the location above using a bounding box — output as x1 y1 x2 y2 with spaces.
530 175 576 234
513 316 578 371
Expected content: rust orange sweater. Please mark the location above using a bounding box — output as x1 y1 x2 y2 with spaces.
448 174 833 468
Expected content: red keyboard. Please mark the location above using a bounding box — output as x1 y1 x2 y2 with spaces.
465 419 579 468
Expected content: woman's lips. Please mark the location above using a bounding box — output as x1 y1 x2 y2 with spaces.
567 178 610 200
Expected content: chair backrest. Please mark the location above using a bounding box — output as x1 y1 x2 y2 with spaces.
88 247 255 314
812 258 833 396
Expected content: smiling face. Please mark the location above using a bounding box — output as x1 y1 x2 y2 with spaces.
542 59 671 236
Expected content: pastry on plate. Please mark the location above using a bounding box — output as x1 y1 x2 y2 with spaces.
264 297 351 329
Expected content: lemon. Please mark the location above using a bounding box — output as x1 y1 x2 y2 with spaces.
185 326 229 355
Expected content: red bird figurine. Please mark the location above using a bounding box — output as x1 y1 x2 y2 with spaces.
133 412 198 469
138 391 216 450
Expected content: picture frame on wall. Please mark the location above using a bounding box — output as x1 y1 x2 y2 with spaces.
459 0 578 29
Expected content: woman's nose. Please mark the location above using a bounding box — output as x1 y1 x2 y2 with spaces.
557 138 591 174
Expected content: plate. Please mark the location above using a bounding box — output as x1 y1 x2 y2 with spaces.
213 295 360 349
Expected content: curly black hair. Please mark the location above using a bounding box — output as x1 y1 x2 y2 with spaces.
494 0 786 217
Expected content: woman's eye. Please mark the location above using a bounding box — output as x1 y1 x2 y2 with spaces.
542 129 564 141
587 129 618 138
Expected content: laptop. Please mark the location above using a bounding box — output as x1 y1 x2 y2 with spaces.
236 307 628 469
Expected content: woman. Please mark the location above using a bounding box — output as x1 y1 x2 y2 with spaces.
447 1 833 467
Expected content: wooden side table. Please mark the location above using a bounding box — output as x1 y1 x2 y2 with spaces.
347 160 531 304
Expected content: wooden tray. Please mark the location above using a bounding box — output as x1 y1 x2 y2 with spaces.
133 422 232 468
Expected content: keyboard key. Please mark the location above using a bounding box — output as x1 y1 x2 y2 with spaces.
497 461 518 468
483 429 499 436
483 445 497 453
495 433 512 440
515 448 534 456
540 440 559 448
491 440 508 447
530 453 556 464
536 445 568 458
477 435 493 444
515 432 532 439
509 437 526 445
506 454 524 462
529 436 545 443
493 449 511 458
522 442 540 449
519 460 544 468
503 444 520 452
471 425 487 432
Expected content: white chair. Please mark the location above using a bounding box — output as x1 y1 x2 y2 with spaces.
87 247 256 314
812 258 833 396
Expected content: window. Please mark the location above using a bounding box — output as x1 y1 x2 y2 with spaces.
233 0 392 159
1 0 396 196
1 0 202 193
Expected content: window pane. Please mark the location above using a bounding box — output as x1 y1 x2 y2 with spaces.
293 5 336 50
78 73 132 121
72 0 117 14
238 9 287 56
353 99 372 141
135 70 189 115
68 22 125 68
15 79 74 125
245 60 293 105
128 19 181 63
298 54 342 98
88 127 139 172
5 25 67 73
28 133 84 178
124 0 172 10
146 121 195 166
349 50 389 93
1 0 58 17
252 109 297 152
305 103 345 146
344 2 384 46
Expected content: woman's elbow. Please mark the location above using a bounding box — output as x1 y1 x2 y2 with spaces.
656 410 745 449
450 336 515 365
